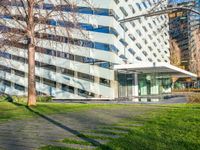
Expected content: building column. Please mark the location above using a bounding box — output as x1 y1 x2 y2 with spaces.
111 80 118 99
132 73 139 102
74 71 79 96
94 76 100 98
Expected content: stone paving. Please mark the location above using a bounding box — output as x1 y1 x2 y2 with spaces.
0 105 155 150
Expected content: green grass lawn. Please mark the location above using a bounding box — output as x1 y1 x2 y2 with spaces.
0 101 200 150
104 104 200 150
40 104 200 150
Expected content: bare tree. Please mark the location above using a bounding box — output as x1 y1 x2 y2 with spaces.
0 0 90 106
169 38 182 87
189 28 200 77
169 39 181 67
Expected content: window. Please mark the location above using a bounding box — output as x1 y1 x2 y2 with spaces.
41 64 56 72
129 34 136 41
78 89 94 97
120 23 128 32
153 31 157 36
136 43 142 49
136 29 142 36
114 0 119 4
128 5 135 14
142 26 147 32
148 34 153 40
148 23 152 29
130 21 135 27
35 76 41 82
142 38 148 44
136 3 142 11
43 78 56 87
142 51 148 56
14 84 25 91
147 0 152 6
78 72 94 82
62 84 74 93
120 7 128 17
148 58 153 62
128 48 135 56
120 39 128 47
136 56 142 61
142 2 148 9
3 80 11 87
148 46 153 51
14 70 25 77
61 68 74 77
100 78 110 87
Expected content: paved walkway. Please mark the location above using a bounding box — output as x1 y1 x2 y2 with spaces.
0 105 156 150
54 96 188 105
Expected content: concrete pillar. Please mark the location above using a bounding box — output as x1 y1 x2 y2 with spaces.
111 80 118 99
74 71 78 95
132 73 139 102
94 76 100 98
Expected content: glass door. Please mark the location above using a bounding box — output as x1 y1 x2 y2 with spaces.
118 73 133 98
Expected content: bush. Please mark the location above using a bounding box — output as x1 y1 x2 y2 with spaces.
0 95 53 103
0 95 7 102
12 96 27 103
188 93 200 103
0 95 27 103
36 96 53 102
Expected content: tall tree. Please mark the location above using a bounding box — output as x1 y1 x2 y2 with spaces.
0 0 90 106
169 38 181 67
169 38 182 87
189 28 200 77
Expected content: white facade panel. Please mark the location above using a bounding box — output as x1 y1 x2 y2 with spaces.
0 0 170 99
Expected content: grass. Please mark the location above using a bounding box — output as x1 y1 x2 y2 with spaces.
39 104 200 150
1 101 200 150
0 101 35 122
103 104 200 150
62 138 93 146
0 101 111 123
0 101 139 123
40 145 78 150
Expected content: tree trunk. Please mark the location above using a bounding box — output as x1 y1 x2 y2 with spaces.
27 0 36 106
27 44 36 106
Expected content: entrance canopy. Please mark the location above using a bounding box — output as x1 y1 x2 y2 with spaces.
114 62 197 78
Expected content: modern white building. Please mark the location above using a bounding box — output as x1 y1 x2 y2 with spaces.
0 0 197 101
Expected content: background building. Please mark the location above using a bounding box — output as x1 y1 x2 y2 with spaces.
169 0 200 75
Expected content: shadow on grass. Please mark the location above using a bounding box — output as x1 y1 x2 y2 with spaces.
10 101 113 150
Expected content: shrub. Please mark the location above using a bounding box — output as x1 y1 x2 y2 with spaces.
188 93 200 103
12 96 27 103
0 95 7 102
0 95 27 103
36 96 53 102
0 95 53 103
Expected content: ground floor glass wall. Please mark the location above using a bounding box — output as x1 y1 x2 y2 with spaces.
138 73 171 96
118 73 134 98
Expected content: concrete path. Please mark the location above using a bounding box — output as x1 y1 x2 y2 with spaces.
0 105 156 150
54 96 188 105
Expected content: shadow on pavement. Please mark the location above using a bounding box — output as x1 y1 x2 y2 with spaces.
10 101 113 150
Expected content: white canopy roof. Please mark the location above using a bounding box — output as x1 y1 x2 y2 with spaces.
114 62 197 78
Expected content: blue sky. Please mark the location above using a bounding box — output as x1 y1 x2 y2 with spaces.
168 0 193 4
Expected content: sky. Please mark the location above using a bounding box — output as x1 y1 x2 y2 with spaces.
168 0 193 4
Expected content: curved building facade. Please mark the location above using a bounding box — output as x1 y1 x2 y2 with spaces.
0 0 195 101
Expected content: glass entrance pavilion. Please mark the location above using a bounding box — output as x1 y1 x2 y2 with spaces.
114 62 197 101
